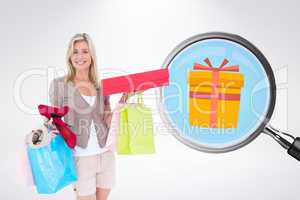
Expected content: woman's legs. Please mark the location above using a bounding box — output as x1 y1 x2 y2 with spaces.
76 194 96 200
75 152 114 200
95 151 115 200
74 156 97 200
76 187 110 200
96 188 111 200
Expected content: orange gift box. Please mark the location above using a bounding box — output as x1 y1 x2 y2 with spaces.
188 58 244 128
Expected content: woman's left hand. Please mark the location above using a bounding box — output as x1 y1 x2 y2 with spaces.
104 112 112 128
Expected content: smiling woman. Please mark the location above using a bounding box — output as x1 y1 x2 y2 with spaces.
66 33 99 91
49 33 127 200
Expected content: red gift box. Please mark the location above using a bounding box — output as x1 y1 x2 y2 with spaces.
101 69 169 96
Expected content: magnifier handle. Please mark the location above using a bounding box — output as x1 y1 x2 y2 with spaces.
287 138 300 161
264 125 300 162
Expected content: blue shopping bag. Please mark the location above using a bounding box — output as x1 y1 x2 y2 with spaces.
27 134 77 194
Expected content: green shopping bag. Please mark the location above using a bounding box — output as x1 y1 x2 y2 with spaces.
117 93 155 155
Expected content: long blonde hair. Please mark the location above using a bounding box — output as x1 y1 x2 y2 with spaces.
65 33 99 88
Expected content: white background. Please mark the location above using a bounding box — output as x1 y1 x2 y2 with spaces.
1 0 300 199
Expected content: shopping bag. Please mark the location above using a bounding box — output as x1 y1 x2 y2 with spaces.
20 119 60 187
18 141 35 186
105 103 125 152
117 93 155 155
102 69 169 95
27 134 77 194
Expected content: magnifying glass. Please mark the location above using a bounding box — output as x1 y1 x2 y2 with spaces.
158 32 300 161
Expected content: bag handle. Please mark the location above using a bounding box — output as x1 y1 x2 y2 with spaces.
137 93 144 105
126 92 144 105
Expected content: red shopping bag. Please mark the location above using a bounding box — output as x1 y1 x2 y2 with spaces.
101 69 169 96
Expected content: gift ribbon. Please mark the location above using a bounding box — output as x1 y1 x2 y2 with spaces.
38 104 76 148
189 91 240 101
192 58 240 128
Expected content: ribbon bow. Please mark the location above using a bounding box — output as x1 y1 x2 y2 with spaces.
193 58 240 72
38 104 76 148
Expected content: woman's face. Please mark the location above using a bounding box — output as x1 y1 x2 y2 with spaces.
71 40 92 72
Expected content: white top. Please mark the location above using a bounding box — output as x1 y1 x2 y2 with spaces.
74 94 108 157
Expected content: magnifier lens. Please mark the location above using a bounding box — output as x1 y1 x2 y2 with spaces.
160 35 275 152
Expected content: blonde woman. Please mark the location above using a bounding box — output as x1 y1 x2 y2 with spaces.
49 33 127 200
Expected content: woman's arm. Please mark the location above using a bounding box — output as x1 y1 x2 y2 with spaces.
103 96 112 128
46 78 63 129
49 79 63 107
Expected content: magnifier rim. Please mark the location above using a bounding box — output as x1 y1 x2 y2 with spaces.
158 32 276 153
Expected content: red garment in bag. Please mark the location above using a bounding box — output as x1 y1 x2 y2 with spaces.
101 69 169 96
38 104 76 149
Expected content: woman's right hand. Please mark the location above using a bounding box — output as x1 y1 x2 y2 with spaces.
119 93 130 103
43 117 58 132
119 90 146 103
